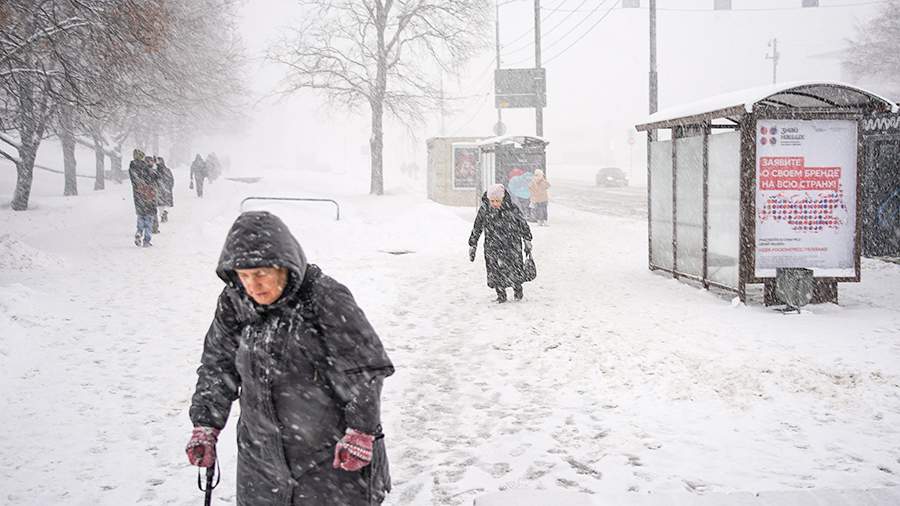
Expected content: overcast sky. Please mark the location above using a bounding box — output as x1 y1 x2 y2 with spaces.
227 0 884 184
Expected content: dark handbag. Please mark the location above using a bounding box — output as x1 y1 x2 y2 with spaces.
523 251 537 282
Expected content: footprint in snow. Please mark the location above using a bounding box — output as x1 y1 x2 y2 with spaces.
565 457 602 480
625 454 643 467
683 479 710 494
524 460 555 480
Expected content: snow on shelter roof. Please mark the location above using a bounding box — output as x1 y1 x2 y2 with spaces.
477 135 549 148
635 81 897 131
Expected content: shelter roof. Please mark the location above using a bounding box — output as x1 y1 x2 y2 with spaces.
477 135 549 148
636 81 897 131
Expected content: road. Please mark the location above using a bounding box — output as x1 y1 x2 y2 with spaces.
550 178 647 220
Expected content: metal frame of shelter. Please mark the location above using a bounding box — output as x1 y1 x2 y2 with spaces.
476 135 549 197
635 82 896 303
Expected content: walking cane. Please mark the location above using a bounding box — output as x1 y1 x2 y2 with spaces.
197 461 220 505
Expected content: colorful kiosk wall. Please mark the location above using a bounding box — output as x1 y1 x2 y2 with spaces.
635 82 897 303
426 137 484 207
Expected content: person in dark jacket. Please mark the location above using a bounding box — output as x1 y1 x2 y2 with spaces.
186 211 394 506
190 154 208 197
155 156 175 223
128 149 158 247
469 183 534 302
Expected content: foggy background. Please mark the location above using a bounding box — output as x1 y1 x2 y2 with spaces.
223 0 883 187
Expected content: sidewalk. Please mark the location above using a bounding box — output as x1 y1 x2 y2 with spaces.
475 487 900 505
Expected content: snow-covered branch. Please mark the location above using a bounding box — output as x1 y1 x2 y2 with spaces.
0 131 22 150
0 146 21 164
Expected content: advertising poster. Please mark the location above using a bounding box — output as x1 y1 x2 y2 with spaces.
452 144 479 190
755 120 858 278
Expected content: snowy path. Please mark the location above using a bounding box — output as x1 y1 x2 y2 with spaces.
380 206 900 504
2 169 900 505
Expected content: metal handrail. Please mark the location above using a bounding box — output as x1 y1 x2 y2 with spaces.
240 196 341 220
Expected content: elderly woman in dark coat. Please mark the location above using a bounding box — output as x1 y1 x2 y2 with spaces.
469 184 534 303
186 211 394 505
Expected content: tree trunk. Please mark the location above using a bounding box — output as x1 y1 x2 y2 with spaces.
111 143 124 183
93 138 105 190
370 98 384 195
60 114 78 196
11 143 37 211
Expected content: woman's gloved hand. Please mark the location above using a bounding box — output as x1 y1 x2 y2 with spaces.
523 240 532 253
333 428 374 472
469 246 477 262
185 426 220 468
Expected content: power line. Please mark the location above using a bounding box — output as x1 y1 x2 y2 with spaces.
543 0 621 65
506 0 615 66
449 92 493 136
502 0 591 57
506 0 568 51
555 0 885 12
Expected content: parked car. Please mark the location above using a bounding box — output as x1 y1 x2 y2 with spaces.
596 167 628 187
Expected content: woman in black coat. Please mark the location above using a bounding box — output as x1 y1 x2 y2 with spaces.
469 184 533 303
155 157 175 222
186 211 394 505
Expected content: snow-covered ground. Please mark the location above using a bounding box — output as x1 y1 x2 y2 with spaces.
1 163 899 505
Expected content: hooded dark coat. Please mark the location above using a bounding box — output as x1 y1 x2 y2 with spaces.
128 157 158 216
468 190 533 289
156 162 174 207
189 211 394 506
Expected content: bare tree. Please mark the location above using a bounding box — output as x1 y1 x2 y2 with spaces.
1 0 247 210
844 0 900 98
270 0 490 195
0 0 157 209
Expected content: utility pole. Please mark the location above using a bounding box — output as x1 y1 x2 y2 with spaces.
534 0 543 137
495 1 503 133
766 38 779 84
649 0 658 138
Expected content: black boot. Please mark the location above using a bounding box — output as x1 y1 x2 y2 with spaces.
513 285 524 301
495 288 508 303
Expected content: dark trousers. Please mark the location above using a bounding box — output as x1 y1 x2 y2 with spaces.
195 177 204 197
495 284 523 301
533 202 548 221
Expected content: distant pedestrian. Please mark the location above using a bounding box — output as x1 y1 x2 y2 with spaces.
156 156 175 223
529 169 551 226
468 184 533 303
507 168 534 220
128 149 158 247
190 154 207 198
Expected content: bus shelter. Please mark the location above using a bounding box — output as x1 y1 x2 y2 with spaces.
635 81 896 304
477 135 549 197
